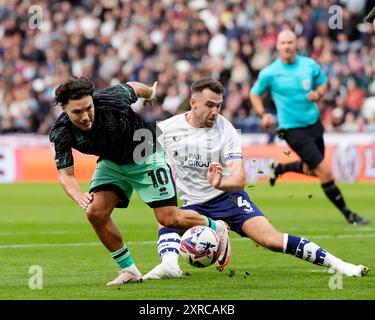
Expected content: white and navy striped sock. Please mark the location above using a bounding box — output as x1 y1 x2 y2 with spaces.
283 233 343 268
158 228 181 264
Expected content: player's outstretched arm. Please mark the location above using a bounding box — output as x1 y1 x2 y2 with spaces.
126 81 157 107
58 167 93 211
207 160 246 191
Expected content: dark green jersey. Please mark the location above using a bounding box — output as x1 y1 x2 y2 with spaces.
49 84 156 170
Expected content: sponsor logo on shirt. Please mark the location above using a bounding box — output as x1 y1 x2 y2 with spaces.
172 151 211 167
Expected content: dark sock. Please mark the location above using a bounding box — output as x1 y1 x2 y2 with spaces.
276 161 304 175
321 180 350 217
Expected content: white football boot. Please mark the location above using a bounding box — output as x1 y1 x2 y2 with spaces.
215 220 232 271
143 261 183 280
332 263 370 277
106 268 143 285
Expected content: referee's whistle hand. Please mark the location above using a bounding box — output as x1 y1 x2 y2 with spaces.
261 113 274 129
307 91 320 102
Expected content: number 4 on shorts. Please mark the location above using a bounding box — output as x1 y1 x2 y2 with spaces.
237 196 254 212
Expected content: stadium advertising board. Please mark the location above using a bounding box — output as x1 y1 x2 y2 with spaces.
1 134 374 183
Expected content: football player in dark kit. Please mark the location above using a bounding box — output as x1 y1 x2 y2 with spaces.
49 77 230 285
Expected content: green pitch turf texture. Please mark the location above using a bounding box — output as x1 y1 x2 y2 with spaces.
0 182 374 300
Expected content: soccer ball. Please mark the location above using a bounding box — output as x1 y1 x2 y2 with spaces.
180 226 220 268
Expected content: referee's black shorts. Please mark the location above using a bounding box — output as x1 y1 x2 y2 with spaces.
279 121 325 170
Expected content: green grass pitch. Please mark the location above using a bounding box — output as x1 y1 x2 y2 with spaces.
0 182 374 300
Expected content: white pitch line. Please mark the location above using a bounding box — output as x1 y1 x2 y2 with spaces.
287 227 375 232
0 233 375 249
0 240 155 249
304 234 375 239
344 227 375 231
0 228 373 237
0 230 155 236
0 242 102 249
0 231 75 236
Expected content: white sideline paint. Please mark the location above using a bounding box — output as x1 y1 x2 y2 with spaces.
0 233 375 249
307 233 375 239
0 241 152 249
287 227 375 232
0 230 155 236
0 228 372 237
0 231 73 236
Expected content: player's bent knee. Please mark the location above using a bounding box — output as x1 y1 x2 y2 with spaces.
316 170 334 183
156 216 179 228
153 207 180 228
86 205 111 225
313 161 334 181
160 218 180 229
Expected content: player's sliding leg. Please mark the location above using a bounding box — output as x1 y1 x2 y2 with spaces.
283 234 369 276
85 190 142 285
242 216 369 277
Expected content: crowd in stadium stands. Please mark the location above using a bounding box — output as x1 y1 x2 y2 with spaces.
1 0 375 136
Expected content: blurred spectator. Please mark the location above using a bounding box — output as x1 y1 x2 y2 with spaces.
362 96 375 122
367 114 375 132
340 111 364 132
346 78 366 115
1 0 375 134
162 86 183 115
322 95 347 131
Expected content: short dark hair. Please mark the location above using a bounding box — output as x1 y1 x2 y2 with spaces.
191 78 224 95
52 76 95 106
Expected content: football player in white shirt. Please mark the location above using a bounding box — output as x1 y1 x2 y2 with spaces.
143 78 369 280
